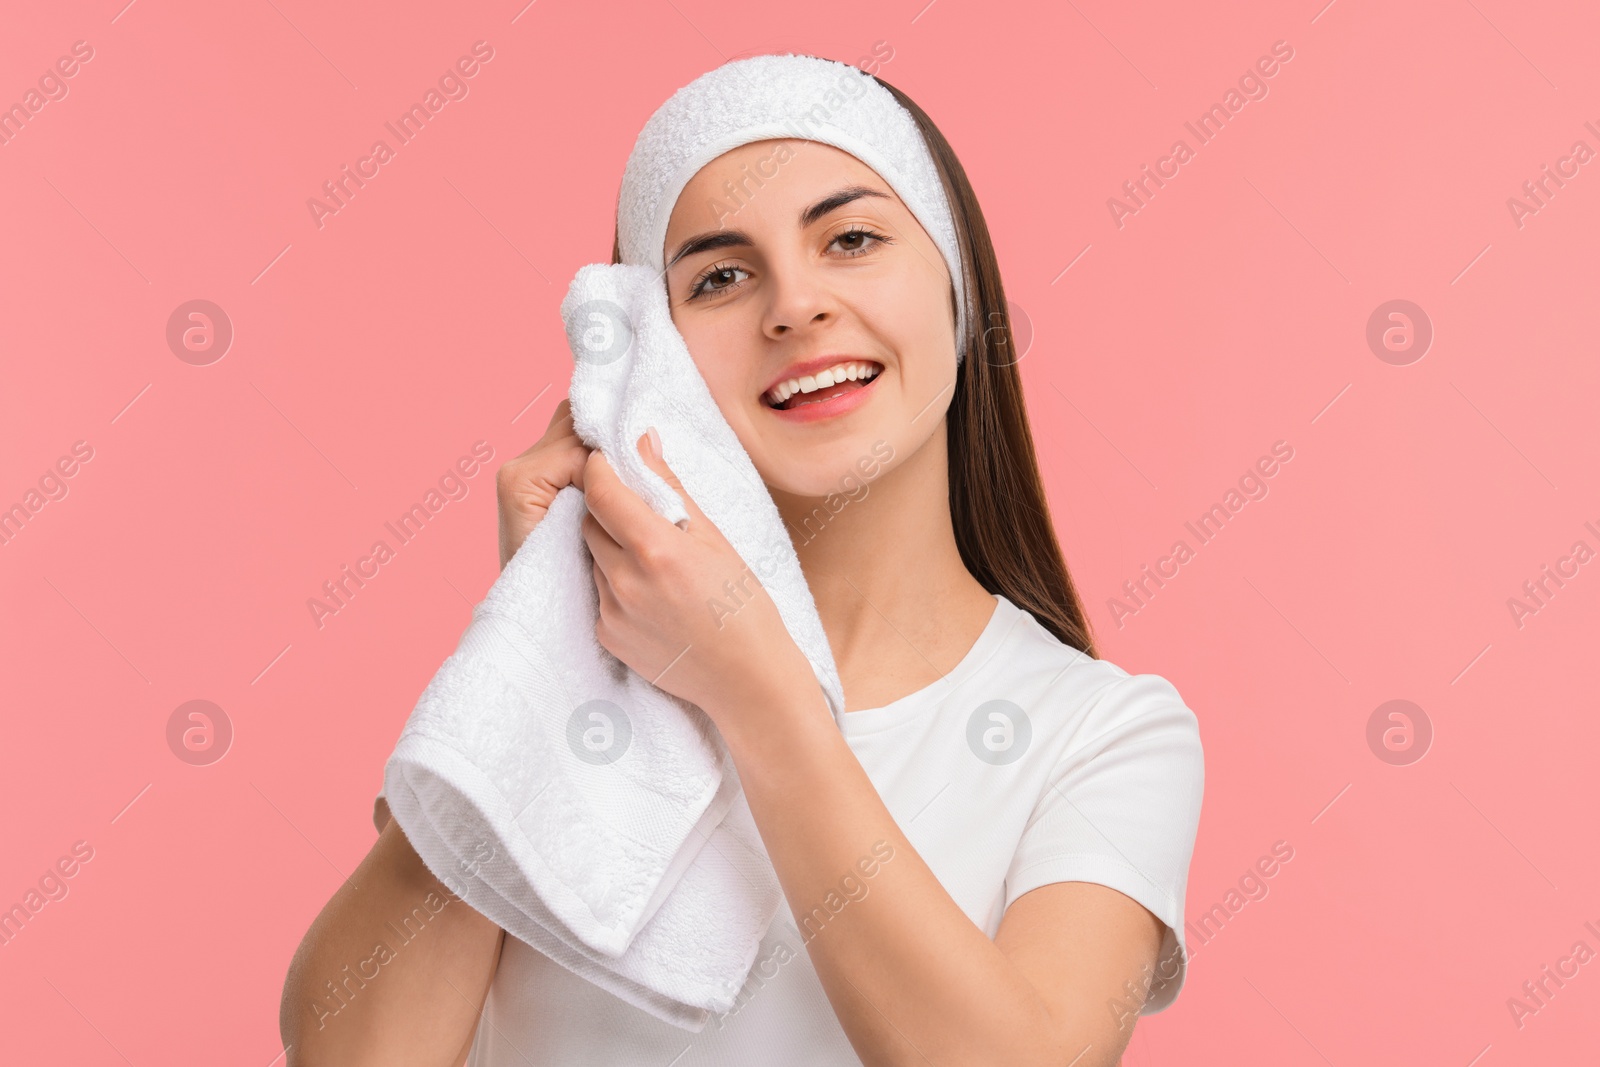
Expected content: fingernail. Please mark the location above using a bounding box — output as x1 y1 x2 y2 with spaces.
646 425 662 461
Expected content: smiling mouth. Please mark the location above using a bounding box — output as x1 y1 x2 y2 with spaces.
763 361 883 410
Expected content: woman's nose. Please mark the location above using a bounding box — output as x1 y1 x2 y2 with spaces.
761 261 838 340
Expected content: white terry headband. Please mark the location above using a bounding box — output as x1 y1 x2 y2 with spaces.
616 52 970 362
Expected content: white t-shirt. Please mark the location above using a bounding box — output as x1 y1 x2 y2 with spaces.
386 592 1204 1065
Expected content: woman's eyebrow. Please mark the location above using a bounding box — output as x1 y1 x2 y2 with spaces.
800 184 892 227
666 185 893 268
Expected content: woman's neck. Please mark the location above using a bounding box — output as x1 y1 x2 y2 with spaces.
770 424 996 711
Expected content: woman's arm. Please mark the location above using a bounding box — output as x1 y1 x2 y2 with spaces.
717 692 1161 1067
278 399 588 1064
576 437 1165 1064
279 815 506 1067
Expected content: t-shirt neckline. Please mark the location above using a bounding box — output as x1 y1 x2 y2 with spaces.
839 593 1019 736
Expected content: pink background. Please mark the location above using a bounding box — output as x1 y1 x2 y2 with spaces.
2 0 1596 1062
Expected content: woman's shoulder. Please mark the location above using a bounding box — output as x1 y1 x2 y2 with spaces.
991 595 1200 735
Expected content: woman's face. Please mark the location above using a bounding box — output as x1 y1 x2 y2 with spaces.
662 139 958 499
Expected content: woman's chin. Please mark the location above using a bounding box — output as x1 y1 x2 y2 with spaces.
756 455 884 503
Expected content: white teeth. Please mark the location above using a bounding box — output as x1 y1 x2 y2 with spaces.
766 362 880 407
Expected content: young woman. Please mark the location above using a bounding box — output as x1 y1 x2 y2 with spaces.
282 54 1203 1067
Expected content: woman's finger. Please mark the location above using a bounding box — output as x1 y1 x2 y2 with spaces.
591 556 619 615
580 448 672 555
634 428 707 532
581 509 624 574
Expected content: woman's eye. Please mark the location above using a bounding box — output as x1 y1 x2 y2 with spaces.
687 229 893 301
690 263 749 300
831 227 892 255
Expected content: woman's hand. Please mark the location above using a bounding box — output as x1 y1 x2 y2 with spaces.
577 428 823 736
496 398 591 570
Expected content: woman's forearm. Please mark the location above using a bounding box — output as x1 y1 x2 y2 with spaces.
280 819 505 1067
717 692 1068 1067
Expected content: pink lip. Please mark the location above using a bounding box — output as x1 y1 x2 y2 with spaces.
766 371 881 423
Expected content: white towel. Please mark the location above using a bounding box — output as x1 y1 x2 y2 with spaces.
381 261 846 1031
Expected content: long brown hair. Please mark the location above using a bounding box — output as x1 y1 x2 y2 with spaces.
611 68 1098 657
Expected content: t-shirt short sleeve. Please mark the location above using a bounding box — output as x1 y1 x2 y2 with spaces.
1003 671 1204 1014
